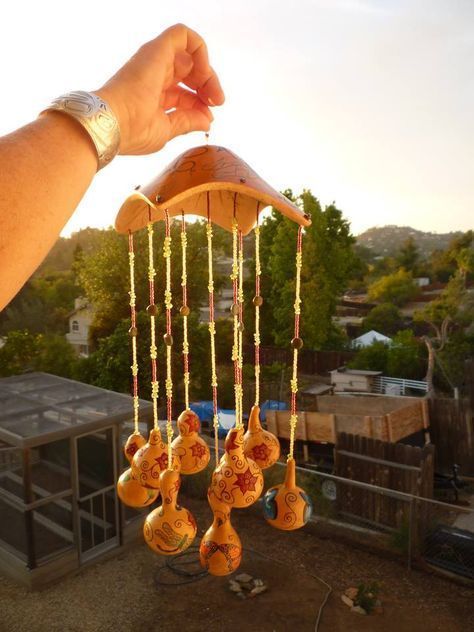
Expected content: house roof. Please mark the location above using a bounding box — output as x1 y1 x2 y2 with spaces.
351 330 392 348
0 373 152 448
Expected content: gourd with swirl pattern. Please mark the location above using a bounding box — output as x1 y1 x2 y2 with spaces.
144 468 197 555
263 457 312 530
243 405 280 470
116 467 159 507
131 427 174 489
210 426 263 508
123 431 146 464
171 409 210 475
199 488 242 576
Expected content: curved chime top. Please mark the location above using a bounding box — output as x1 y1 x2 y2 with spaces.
115 145 311 235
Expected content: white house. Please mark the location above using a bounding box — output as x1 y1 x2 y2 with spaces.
65 298 94 356
351 330 392 349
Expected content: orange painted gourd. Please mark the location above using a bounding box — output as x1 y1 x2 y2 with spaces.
263 458 313 530
210 426 263 508
124 431 146 464
144 469 197 556
199 488 242 576
116 468 159 508
243 405 280 470
131 427 169 489
171 409 210 475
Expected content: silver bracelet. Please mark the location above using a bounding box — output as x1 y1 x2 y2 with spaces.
41 91 121 169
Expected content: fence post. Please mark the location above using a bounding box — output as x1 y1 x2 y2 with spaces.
408 495 418 570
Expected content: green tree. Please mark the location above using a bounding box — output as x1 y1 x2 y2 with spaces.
386 330 425 379
0 330 77 377
266 190 356 349
348 341 389 373
363 303 403 336
395 237 420 273
368 269 418 306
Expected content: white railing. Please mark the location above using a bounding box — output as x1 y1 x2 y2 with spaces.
373 376 428 396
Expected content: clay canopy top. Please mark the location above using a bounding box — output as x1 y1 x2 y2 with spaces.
115 145 311 235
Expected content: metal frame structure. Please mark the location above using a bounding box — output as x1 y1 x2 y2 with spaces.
0 373 153 588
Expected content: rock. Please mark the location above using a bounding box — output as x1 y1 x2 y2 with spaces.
236 573 253 583
240 582 254 592
236 591 246 599
229 580 242 593
341 595 354 608
351 606 367 615
250 585 268 597
345 587 358 600
253 579 264 587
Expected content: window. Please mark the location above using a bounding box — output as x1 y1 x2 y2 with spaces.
71 320 79 333
79 345 89 356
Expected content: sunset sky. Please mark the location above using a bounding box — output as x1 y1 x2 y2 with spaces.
1 0 472 236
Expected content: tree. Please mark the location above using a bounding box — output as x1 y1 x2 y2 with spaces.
395 237 420 273
386 330 425 379
349 340 388 373
368 269 418 306
265 190 356 349
76 223 214 346
415 270 474 394
363 303 403 336
0 330 77 378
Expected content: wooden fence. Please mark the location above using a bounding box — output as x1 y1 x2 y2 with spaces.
429 397 474 476
334 432 434 530
242 345 354 375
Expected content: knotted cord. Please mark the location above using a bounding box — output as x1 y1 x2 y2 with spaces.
180 212 190 410
127 231 139 434
288 226 304 460
147 213 159 430
206 194 220 465
163 211 174 467
254 203 261 407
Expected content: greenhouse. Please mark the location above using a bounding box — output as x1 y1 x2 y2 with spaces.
0 372 153 588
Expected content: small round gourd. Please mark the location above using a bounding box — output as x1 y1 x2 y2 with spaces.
243 405 280 470
116 468 159 508
171 409 210 475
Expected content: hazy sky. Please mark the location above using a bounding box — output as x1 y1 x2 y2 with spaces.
1 0 472 236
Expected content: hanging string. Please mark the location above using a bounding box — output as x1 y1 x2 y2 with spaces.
147 212 159 430
128 231 139 434
288 226 304 461
163 210 174 468
237 227 244 429
206 193 219 466
254 203 261 407
231 194 244 430
231 214 240 429
181 212 190 410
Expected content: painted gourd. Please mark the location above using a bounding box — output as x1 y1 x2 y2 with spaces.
199 488 242 576
263 457 312 530
144 469 197 555
171 409 210 475
124 431 146 464
243 405 280 470
210 426 263 508
116 467 159 507
131 427 169 489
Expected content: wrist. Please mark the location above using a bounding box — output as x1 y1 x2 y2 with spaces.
40 91 121 169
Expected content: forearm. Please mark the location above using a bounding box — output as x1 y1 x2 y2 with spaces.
0 112 97 309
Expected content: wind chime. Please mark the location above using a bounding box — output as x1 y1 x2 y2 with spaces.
115 145 313 574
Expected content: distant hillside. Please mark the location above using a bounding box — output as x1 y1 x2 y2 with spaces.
356 225 463 258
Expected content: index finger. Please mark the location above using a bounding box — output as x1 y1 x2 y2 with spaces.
165 24 225 106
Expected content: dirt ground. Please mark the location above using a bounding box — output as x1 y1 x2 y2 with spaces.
0 494 473 632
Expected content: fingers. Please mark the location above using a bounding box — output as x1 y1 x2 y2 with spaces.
162 85 202 111
167 102 213 139
164 24 225 106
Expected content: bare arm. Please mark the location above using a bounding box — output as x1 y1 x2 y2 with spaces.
0 24 224 310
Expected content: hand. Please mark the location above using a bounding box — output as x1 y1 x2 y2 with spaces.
96 24 225 155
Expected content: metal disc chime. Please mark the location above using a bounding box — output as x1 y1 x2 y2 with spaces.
115 145 313 575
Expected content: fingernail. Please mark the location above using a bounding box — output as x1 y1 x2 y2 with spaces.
208 98 215 106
